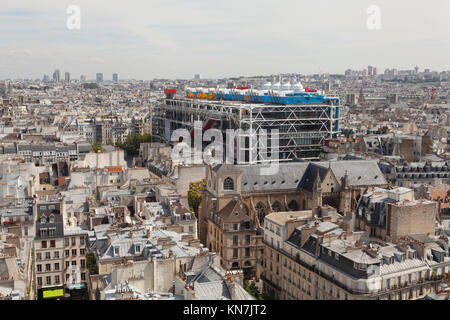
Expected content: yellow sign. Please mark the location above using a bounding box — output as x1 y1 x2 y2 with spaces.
43 289 64 299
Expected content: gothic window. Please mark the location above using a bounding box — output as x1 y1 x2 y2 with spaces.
223 177 234 191
255 202 267 224
272 201 282 212
288 200 299 211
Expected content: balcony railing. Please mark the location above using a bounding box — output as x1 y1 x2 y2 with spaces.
263 239 446 298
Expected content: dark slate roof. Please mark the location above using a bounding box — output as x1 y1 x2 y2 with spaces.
35 214 64 239
286 228 302 247
212 164 241 174
236 160 386 193
298 163 328 192
314 160 387 187
237 162 309 192
301 234 319 256
77 143 93 152
407 234 436 243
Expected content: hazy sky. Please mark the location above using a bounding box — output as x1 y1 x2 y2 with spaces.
1 0 449 80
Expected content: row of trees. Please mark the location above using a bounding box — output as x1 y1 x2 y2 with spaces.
115 133 153 156
82 83 98 89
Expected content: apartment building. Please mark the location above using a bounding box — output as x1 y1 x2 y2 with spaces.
355 187 438 242
207 198 264 279
1 141 93 165
379 161 450 187
262 216 449 300
63 227 89 289
34 213 64 299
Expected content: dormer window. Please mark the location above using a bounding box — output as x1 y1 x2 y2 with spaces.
224 177 234 191
134 244 141 254
40 216 47 224
49 214 55 224
114 247 119 256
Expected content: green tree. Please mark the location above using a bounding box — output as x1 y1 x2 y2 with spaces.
116 133 153 156
83 83 98 89
91 140 104 153
188 179 206 216
86 253 98 275
244 280 265 300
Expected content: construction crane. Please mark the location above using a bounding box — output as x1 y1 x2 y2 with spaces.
423 87 437 101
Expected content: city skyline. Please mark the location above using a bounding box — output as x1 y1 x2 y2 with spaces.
1 0 449 80
1 65 449 83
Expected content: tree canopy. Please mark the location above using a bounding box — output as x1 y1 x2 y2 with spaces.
188 179 206 216
115 133 153 156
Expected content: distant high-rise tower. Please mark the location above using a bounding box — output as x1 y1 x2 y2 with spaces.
43 75 50 82
194 74 201 80
414 66 419 74
96 73 103 82
373 67 377 76
53 69 60 82
113 73 119 83
80 75 86 83
368 66 374 76
65 72 70 82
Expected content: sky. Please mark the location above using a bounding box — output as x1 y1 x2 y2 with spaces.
0 0 449 80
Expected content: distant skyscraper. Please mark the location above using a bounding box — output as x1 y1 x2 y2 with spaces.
53 69 60 82
368 66 374 76
112 73 119 83
80 75 86 83
96 73 103 82
414 66 419 74
43 75 50 82
373 67 377 76
65 72 70 82
194 74 201 80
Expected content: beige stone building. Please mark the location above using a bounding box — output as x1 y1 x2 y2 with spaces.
34 213 64 298
355 187 438 242
63 227 88 288
262 214 449 300
198 161 388 278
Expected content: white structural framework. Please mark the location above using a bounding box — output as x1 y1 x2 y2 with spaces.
153 89 340 163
